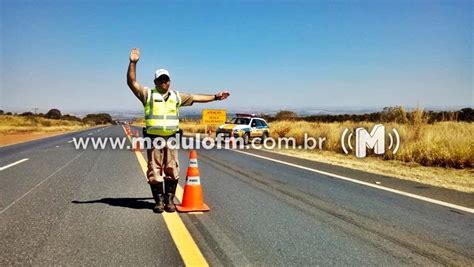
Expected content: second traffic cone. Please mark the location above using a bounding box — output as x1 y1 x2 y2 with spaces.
176 150 210 212
133 130 141 151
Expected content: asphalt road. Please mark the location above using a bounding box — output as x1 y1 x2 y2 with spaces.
1 125 473 266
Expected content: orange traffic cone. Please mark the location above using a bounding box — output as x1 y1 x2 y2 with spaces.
176 150 210 212
133 130 141 151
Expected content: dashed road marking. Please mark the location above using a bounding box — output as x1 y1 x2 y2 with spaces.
0 158 29 171
0 152 84 214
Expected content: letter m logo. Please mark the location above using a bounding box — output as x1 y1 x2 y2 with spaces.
355 124 385 158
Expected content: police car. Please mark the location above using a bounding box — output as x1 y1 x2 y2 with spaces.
216 114 270 145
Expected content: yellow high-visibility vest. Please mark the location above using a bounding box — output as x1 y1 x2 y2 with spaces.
144 88 181 136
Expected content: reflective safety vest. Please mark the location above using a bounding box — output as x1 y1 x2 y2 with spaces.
144 88 182 136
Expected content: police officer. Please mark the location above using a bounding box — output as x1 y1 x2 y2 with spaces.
127 48 230 213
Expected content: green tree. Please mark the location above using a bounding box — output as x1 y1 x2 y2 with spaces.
275 110 297 121
380 106 408 123
20 112 34 116
83 113 113 125
46 109 62 119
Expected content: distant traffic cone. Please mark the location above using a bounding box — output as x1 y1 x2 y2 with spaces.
176 150 210 212
133 130 141 151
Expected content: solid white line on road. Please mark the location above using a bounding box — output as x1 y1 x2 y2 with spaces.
0 152 85 215
0 158 29 171
229 149 474 214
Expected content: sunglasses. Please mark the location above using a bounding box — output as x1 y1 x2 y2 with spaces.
155 75 170 83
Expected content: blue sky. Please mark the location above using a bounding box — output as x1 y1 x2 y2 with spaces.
1 0 472 113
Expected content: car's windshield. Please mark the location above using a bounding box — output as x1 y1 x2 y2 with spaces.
231 118 250 125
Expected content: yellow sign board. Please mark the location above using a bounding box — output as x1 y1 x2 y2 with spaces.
202 109 227 125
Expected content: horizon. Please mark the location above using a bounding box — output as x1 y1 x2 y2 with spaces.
1 104 470 119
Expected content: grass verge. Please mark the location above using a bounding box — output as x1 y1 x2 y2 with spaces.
176 119 473 193
0 115 94 146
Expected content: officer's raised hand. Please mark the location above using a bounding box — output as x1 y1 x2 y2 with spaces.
127 48 145 99
130 48 140 63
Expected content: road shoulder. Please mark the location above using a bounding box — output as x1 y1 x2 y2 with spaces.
238 148 474 209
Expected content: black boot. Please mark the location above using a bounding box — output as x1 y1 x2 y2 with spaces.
150 183 164 213
164 179 178 212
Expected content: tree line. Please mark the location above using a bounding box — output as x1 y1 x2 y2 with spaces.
0 109 113 125
261 107 474 123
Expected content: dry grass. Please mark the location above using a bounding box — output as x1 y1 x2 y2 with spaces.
269 120 474 169
131 118 145 127
159 119 474 169
0 115 87 135
175 119 209 134
178 119 473 192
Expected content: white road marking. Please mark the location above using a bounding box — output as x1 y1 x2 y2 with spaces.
67 140 74 143
55 145 60 148
87 133 93 136
0 152 85 215
229 149 474 214
0 158 29 171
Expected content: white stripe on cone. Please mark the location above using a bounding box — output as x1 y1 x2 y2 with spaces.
186 176 201 185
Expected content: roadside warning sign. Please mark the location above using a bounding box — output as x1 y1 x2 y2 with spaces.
202 109 227 125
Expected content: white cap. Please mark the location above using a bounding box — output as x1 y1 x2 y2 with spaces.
154 69 170 79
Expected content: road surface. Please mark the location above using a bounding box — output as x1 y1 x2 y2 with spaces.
1 125 473 265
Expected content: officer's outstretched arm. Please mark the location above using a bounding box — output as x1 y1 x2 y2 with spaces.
193 91 230 103
127 48 145 99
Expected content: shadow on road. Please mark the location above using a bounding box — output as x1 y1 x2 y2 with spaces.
72 197 154 210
